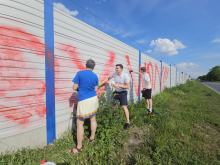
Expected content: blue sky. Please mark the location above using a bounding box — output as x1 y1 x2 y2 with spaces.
54 0 220 78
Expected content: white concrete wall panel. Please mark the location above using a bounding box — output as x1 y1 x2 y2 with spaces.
0 1 188 153
0 0 46 152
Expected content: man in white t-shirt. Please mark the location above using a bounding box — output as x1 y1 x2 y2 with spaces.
141 67 153 114
109 64 131 129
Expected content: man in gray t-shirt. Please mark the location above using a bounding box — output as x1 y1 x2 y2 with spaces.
141 67 153 114
109 64 130 129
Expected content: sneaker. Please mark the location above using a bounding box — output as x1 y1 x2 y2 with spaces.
123 123 130 129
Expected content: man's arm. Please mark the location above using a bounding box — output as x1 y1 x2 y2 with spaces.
98 79 108 89
73 84 78 92
97 76 112 89
129 70 141 75
117 83 129 89
72 72 79 92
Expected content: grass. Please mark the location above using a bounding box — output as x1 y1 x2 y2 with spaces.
0 81 220 165
127 81 220 165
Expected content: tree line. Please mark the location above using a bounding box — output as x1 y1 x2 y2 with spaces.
198 65 220 81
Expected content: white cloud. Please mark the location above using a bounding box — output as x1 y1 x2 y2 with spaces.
54 3 79 17
150 38 186 55
211 38 220 44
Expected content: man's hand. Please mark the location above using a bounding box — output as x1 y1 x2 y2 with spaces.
98 77 110 89
113 83 125 89
112 83 118 89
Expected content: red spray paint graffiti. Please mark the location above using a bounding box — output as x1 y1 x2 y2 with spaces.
60 44 86 70
0 25 170 127
144 61 169 92
125 55 139 96
145 61 159 92
0 26 46 125
97 51 115 95
53 44 80 102
60 44 116 96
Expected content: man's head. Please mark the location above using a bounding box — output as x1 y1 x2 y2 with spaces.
115 64 123 74
140 67 146 73
86 59 95 70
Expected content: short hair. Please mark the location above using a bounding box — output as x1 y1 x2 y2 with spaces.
116 64 123 69
141 67 146 72
86 59 95 70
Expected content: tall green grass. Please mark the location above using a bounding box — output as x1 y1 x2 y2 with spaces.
127 81 220 165
0 81 219 165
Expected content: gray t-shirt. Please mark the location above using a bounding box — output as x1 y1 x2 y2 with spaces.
142 73 152 89
110 72 130 92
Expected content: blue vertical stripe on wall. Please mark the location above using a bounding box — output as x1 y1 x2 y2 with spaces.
44 0 56 144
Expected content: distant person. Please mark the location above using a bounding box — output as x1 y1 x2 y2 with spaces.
70 59 99 154
105 64 131 129
141 67 153 114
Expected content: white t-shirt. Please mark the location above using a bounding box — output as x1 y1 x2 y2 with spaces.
142 73 152 89
110 72 130 92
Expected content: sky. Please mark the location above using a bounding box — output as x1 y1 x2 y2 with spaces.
53 0 220 78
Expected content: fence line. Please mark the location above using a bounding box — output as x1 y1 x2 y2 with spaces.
0 0 189 153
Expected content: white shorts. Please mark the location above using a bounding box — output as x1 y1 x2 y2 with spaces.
77 96 99 119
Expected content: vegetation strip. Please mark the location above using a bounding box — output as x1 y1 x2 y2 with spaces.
0 81 219 164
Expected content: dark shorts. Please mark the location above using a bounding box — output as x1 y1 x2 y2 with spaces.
142 89 152 99
113 91 128 106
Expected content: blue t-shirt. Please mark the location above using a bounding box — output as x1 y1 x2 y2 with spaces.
72 70 98 101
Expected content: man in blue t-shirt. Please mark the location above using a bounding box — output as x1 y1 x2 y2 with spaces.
70 59 99 154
